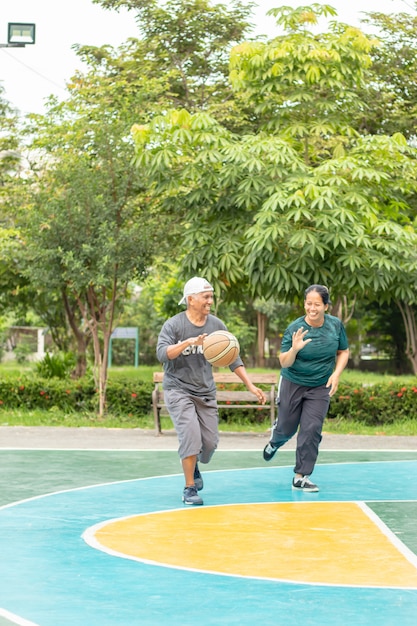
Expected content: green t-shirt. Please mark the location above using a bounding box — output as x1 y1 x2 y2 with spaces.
280 314 349 387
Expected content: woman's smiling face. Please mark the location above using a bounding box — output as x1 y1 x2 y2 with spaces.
304 290 328 326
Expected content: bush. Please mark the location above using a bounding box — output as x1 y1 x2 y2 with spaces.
0 375 153 417
14 340 34 364
35 352 76 379
328 381 417 425
0 374 416 427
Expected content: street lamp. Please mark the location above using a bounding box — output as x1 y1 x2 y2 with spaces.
0 22 36 48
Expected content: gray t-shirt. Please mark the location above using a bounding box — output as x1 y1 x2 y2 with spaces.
156 312 243 397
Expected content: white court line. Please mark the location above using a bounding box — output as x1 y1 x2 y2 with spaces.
358 501 417 569
0 608 39 626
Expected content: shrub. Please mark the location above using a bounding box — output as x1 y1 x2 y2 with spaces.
328 382 417 425
14 340 34 364
35 352 77 379
0 375 152 417
0 374 416 427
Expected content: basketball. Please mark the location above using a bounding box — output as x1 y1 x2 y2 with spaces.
203 330 240 367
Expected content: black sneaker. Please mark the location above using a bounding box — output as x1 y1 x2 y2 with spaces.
263 441 278 461
292 476 319 492
194 463 203 491
182 486 203 505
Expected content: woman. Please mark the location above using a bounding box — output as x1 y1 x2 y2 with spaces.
263 284 349 492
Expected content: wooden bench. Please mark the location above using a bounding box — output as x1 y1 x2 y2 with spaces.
152 371 277 435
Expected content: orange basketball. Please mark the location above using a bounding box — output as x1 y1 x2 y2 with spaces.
203 330 240 367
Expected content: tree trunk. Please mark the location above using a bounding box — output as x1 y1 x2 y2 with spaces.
330 295 356 324
62 289 89 378
73 334 89 379
257 311 267 367
76 283 117 417
396 300 417 374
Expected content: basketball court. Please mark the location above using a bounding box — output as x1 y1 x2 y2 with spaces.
0 427 416 625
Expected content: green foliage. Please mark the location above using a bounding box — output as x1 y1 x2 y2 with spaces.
230 4 377 146
0 375 152 417
0 377 96 413
35 352 77 379
14 340 35 364
358 10 417 138
0 368 416 428
93 0 254 116
133 107 417 306
105 380 153 416
328 381 417 425
130 5 417 322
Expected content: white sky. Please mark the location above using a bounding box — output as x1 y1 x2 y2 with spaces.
0 0 415 116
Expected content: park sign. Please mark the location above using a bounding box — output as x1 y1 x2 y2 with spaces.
111 327 138 340
108 327 139 367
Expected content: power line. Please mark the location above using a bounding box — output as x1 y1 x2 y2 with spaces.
396 0 417 12
0 47 67 92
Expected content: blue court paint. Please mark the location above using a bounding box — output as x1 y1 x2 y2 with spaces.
0 461 416 626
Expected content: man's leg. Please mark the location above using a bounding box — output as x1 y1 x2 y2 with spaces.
195 395 219 464
164 389 203 505
182 454 198 487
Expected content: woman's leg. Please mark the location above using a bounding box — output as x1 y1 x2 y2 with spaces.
294 385 330 476
270 378 304 448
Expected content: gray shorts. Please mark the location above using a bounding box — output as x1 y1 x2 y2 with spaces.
164 388 219 463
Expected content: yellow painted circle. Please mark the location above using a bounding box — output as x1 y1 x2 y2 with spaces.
94 502 417 588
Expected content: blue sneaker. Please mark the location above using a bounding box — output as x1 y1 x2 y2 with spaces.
182 486 203 505
263 441 278 461
194 463 203 491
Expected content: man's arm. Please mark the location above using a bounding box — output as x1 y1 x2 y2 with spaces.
232 365 267 404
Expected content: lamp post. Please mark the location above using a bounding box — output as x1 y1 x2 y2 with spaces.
0 23 36 48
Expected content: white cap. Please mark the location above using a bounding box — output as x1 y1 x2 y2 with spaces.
178 276 214 305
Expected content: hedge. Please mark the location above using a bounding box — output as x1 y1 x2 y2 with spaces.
0 376 152 417
327 381 417 425
0 376 416 425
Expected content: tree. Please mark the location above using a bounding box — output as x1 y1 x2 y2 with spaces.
131 6 417 369
351 6 417 371
229 3 376 158
20 79 157 414
0 88 30 324
93 0 255 128
357 8 417 139
13 0 256 409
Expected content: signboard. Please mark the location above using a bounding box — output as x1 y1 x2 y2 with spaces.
111 327 138 340
108 327 139 367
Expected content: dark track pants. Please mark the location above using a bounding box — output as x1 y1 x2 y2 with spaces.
270 377 330 476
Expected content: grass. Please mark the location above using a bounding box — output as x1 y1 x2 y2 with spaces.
1 408 417 436
340 369 416 385
1 363 416 436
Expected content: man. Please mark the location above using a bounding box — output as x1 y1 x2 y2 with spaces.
156 276 266 505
